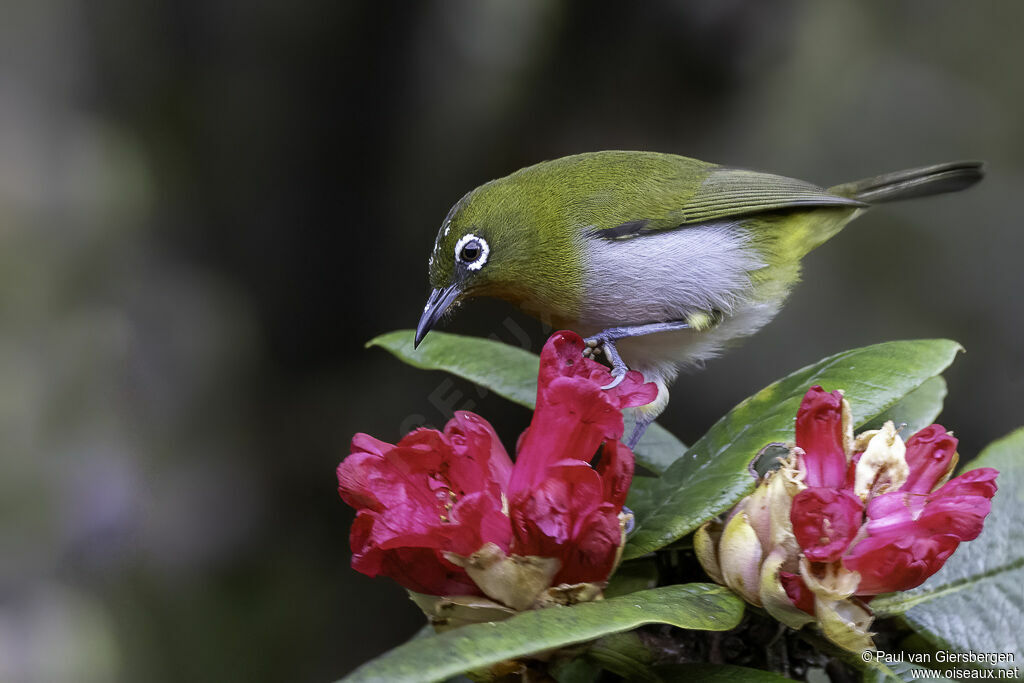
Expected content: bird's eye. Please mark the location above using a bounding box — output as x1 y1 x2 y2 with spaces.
453 233 490 271
459 240 481 262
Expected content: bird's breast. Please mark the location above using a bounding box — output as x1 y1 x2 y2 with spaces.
578 222 765 328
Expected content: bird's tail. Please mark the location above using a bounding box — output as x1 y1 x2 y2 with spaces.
829 161 985 204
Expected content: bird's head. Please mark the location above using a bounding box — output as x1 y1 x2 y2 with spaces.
415 183 515 348
414 160 586 348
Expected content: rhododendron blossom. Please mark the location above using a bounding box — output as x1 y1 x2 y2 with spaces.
696 386 998 652
337 331 656 616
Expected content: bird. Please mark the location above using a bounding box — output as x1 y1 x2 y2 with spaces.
413 151 983 448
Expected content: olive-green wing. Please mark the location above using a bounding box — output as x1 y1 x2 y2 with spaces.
590 166 865 239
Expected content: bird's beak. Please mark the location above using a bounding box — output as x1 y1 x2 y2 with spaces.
415 284 461 348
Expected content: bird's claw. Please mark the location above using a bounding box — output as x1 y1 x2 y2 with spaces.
601 369 627 391
583 334 630 390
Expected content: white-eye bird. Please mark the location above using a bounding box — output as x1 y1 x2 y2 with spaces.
414 151 983 448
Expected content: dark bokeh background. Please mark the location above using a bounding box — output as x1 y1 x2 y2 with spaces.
3 1 1022 681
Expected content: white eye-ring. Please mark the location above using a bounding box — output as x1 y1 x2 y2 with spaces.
454 233 490 271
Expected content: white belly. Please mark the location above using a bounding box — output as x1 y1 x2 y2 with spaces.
606 299 782 381
578 223 777 383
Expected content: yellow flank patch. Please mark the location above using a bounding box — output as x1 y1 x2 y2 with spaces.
686 310 716 332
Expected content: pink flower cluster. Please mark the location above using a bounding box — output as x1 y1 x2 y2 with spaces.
697 385 998 651
785 387 998 603
337 331 656 606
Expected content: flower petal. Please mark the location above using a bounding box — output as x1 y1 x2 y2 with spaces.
444 411 514 496
865 467 998 542
795 386 849 488
447 491 513 556
790 487 864 562
916 467 999 542
844 533 960 595
761 550 816 629
852 422 908 501
509 377 626 494
509 460 604 558
595 439 635 509
348 511 482 596
779 570 815 616
814 597 875 654
553 503 622 585
902 425 959 494
719 511 765 606
339 431 446 517
537 331 656 411
863 491 920 537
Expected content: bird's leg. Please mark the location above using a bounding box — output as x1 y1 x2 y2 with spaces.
624 378 669 449
625 415 653 450
583 320 692 390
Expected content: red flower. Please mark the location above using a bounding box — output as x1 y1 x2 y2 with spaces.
790 487 863 563
846 467 998 594
337 331 656 603
696 385 999 653
338 416 512 596
795 387 849 488
789 387 999 597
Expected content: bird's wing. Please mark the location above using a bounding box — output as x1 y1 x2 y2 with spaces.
589 166 866 239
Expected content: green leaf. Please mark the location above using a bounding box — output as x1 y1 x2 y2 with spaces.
650 664 797 681
860 375 947 435
604 558 659 599
871 428 1024 671
861 661 957 683
550 657 603 683
366 330 686 474
368 329 539 408
584 632 657 680
624 340 962 559
339 584 743 683
589 631 801 682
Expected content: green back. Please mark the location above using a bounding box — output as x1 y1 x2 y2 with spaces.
429 151 863 322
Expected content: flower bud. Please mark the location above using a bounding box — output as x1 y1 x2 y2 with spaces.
759 548 815 630
718 511 765 606
815 597 874 654
694 519 724 585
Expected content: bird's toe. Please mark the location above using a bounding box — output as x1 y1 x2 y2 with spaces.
601 368 627 391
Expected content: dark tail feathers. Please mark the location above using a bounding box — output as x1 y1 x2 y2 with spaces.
829 161 984 204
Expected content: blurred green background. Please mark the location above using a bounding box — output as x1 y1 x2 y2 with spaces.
2 1 1022 681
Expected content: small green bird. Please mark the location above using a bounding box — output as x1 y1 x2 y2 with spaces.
415 151 983 447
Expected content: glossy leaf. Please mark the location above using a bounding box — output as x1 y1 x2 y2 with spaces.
339 584 743 683
584 632 656 680
871 428 1024 671
860 375 947 435
604 558 658 599
366 329 686 473
368 329 539 407
624 340 962 559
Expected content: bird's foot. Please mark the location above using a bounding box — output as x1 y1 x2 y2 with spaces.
583 334 629 390
583 320 694 391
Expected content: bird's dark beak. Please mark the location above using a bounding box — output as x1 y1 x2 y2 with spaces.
415 284 461 348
